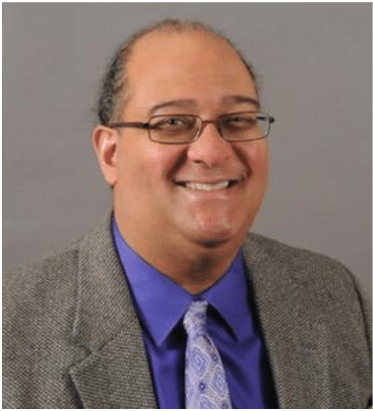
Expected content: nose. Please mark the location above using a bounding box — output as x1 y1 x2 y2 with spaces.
187 122 232 168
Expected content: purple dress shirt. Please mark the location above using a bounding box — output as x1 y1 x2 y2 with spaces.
112 217 277 409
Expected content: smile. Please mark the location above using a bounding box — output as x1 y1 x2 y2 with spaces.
175 180 238 191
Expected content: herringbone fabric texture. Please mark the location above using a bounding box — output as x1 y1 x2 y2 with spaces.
183 300 232 409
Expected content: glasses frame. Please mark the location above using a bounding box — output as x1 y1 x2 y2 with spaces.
108 111 275 144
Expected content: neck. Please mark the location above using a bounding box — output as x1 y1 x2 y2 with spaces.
155 245 240 294
114 214 242 294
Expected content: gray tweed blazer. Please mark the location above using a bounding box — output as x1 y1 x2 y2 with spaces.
3 212 372 409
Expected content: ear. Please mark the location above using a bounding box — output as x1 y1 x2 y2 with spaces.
92 125 119 187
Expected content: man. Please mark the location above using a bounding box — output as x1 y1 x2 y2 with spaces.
3 19 371 409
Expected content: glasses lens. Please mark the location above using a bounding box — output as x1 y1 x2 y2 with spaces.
220 112 269 141
149 115 198 143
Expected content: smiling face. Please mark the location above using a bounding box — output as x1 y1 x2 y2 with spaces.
97 29 269 258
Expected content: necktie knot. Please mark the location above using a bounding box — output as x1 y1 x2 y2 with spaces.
183 300 208 336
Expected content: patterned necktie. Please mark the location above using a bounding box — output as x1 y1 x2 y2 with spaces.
183 300 232 409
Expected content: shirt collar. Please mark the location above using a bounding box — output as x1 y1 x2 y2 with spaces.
112 216 250 346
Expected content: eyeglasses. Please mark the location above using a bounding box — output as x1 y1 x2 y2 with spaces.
108 111 275 144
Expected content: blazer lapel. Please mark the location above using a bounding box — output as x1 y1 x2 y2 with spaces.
243 235 331 409
69 329 157 409
69 212 157 409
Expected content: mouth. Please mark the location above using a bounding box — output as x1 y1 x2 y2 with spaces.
174 179 240 192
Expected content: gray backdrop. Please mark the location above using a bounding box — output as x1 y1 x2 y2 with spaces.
3 3 372 300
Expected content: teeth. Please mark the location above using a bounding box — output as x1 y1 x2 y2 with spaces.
184 181 230 191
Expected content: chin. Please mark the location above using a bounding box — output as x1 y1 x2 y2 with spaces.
192 223 241 249
198 237 231 249
180 211 252 249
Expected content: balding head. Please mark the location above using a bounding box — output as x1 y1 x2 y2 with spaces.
97 19 258 126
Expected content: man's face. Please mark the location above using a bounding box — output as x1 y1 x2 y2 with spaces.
112 31 268 250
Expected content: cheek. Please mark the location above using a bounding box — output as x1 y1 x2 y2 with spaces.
145 145 184 182
240 141 269 177
118 141 185 187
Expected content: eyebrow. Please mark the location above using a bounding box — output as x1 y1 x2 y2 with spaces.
147 95 260 116
222 95 260 109
148 99 197 116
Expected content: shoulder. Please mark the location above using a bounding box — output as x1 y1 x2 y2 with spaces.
3 212 112 312
243 232 358 286
3 242 80 314
243 232 371 345
242 232 370 307
242 231 371 318
3 243 83 375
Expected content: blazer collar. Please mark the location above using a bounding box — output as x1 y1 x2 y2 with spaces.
69 211 157 409
242 234 329 409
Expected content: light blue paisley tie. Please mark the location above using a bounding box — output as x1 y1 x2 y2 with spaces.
183 300 232 409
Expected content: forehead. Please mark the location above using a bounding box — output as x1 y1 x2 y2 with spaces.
125 30 257 113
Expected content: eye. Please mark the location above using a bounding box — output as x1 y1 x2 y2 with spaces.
151 116 194 131
222 114 257 129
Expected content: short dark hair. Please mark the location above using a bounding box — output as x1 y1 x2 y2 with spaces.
97 19 259 126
